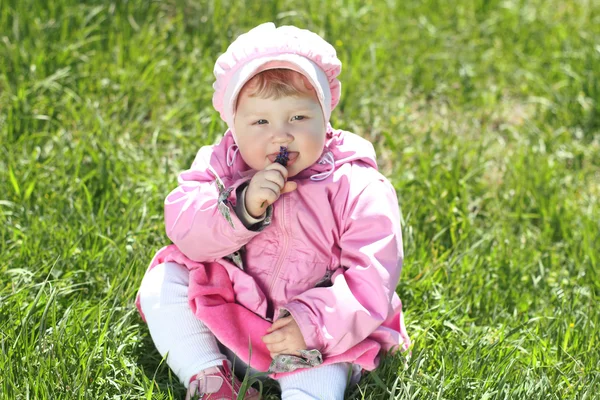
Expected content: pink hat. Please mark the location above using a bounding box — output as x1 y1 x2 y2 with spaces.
212 23 342 135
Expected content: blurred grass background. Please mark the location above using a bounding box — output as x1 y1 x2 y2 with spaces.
1 0 599 398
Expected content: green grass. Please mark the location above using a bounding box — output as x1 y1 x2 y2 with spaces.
1 0 599 398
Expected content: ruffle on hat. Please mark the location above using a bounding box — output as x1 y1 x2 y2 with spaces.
212 22 342 125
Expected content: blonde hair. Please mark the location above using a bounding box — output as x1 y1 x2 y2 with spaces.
241 69 315 99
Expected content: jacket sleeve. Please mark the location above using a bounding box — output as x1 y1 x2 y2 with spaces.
164 144 268 262
283 178 403 356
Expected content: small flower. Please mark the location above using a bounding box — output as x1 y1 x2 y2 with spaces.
275 146 289 166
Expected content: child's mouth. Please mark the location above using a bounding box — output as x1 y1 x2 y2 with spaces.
268 150 298 166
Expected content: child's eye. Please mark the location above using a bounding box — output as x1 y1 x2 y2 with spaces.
254 119 268 125
291 115 306 121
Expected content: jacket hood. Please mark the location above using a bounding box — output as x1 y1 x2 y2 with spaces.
327 126 378 169
295 124 378 180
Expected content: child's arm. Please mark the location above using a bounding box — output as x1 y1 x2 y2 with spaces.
164 144 268 262
283 178 403 356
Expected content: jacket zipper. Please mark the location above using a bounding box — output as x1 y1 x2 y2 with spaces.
268 195 289 296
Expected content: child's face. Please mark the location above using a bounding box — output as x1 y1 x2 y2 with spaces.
233 90 326 177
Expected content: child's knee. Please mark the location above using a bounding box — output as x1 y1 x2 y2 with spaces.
138 262 190 313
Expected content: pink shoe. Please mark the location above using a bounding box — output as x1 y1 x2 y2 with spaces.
185 361 260 400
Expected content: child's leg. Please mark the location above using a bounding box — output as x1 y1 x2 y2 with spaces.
277 363 350 400
137 262 227 386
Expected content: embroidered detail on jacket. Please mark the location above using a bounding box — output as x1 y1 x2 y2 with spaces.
206 164 236 230
217 186 235 229
267 349 324 373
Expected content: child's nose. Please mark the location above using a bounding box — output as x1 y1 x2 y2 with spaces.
272 128 294 144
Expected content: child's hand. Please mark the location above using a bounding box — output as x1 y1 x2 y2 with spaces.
262 316 307 358
245 163 297 218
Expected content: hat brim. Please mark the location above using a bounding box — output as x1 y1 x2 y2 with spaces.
224 54 331 129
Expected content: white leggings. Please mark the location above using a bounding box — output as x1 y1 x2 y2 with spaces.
138 262 349 400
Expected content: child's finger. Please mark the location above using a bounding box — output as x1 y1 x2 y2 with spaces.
264 162 289 180
280 181 297 194
262 330 285 344
260 181 283 198
264 170 286 190
268 316 292 332
265 341 288 354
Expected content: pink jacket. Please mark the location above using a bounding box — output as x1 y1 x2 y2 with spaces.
137 125 410 372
